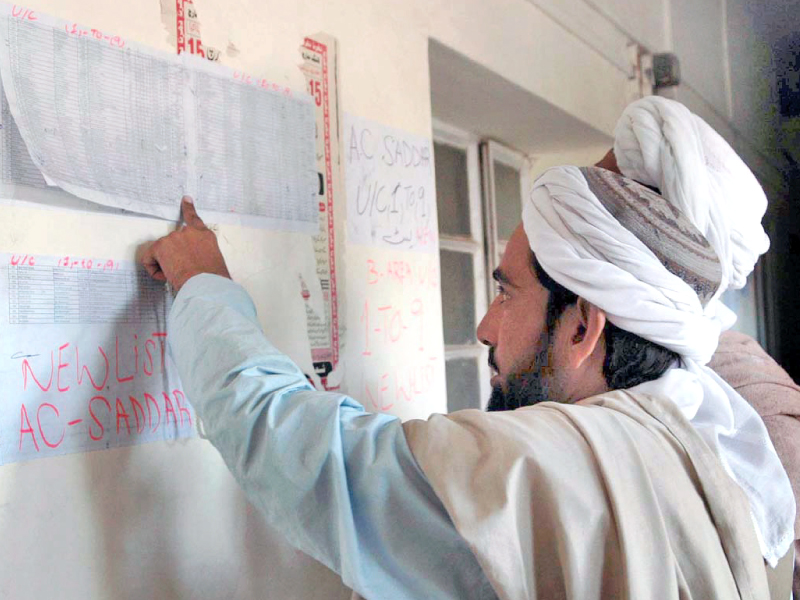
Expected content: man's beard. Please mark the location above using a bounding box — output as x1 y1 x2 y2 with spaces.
486 333 555 412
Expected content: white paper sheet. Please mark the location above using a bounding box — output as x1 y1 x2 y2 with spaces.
0 75 45 190
0 5 317 232
0 251 193 465
345 114 438 252
0 70 138 217
343 245 447 420
190 61 317 226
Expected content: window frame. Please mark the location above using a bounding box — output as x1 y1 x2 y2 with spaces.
480 140 531 284
433 119 492 408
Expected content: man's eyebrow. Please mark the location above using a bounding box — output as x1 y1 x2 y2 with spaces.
492 268 515 288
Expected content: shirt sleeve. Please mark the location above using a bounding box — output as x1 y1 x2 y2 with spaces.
167 274 496 600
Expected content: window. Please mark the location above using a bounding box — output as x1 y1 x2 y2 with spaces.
481 140 529 283
434 122 528 412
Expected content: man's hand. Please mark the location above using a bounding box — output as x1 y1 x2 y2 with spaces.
140 196 231 291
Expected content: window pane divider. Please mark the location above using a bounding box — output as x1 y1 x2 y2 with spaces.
439 236 481 254
444 344 485 359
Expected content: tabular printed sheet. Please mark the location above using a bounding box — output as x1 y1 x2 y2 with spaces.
0 252 194 465
0 13 187 217
0 56 135 216
8 263 162 325
0 4 317 231
0 76 45 190
193 68 317 225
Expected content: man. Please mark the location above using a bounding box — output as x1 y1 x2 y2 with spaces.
142 97 794 599
709 330 800 597
600 97 800 596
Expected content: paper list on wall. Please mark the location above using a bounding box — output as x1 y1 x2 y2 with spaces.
345 114 437 252
0 62 132 216
0 13 187 212
0 74 45 189
0 5 317 231
9 264 161 325
0 252 194 465
193 69 316 222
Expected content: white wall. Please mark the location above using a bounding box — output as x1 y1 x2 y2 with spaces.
670 0 729 115
726 0 781 156
594 0 669 50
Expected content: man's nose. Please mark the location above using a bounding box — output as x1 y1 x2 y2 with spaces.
476 298 498 347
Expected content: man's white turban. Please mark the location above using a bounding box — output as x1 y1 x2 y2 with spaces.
523 96 794 567
614 96 770 295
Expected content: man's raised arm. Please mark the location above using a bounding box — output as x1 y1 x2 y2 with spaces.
140 198 496 600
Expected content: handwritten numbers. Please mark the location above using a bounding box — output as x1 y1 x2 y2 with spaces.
367 260 380 285
360 299 426 349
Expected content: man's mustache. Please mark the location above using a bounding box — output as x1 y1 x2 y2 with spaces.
488 347 498 372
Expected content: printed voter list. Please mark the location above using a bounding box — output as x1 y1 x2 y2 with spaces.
0 3 318 231
0 252 194 465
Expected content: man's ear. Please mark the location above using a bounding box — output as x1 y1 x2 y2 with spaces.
595 149 622 175
566 298 607 369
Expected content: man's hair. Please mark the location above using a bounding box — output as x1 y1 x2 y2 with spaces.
531 254 679 390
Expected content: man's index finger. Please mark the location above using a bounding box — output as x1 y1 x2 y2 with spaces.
181 196 206 229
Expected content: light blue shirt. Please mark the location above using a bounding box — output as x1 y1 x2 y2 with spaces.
168 274 497 600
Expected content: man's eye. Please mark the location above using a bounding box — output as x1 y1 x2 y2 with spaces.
496 285 510 302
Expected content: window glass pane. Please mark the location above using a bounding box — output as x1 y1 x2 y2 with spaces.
722 276 759 340
494 161 522 242
434 142 471 237
440 250 476 345
446 358 482 412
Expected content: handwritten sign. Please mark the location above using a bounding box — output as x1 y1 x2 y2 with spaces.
346 246 447 419
345 115 437 252
0 252 193 464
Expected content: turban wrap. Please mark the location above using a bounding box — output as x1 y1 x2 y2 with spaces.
523 96 794 567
